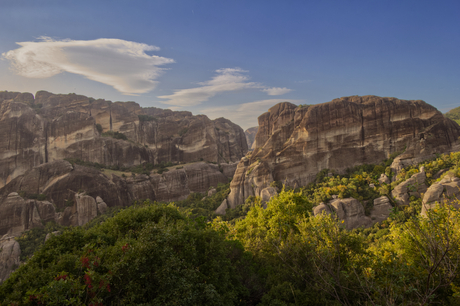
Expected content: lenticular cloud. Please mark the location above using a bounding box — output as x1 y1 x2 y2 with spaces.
2 37 174 95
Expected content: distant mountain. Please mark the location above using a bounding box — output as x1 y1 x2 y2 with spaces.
244 126 258 150
445 105 460 124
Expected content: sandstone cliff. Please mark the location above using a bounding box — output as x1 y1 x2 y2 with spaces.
228 96 460 208
0 91 247 188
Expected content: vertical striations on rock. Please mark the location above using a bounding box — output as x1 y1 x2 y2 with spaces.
227 96 460 208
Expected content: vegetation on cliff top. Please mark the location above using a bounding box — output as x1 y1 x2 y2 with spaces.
446 106 460 125
4 151 460 305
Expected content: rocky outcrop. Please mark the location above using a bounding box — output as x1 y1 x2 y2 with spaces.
330 198 373 230
313 196 393 230
0 91 247 188
391 168 427 206
215 199 228 215
0 192 56 236
260 187 278 207
228 96 460 207
0 237 20 283
75 193 98 226
370 196 393 223
421 172 460 216
245 127 258 150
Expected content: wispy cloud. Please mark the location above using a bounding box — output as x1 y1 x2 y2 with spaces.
2 37 174 95
158 68 291 107
200 99 303 130
262 87 292 95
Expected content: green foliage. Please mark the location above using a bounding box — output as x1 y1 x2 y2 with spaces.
95 123 103 134
1 204 258 305
101 130 128 141
172 183 231 220
15 222 66 261
178 128 188 136
17 191 47 201
138 114 158 122
446 106 460 124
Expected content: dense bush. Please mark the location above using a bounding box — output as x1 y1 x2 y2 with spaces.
1 204 259 305
102 130 128 141
6 151 460 304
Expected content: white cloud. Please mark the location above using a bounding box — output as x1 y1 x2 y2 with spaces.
158 67 264 107
262 87 292 95
200 99 303 130
158 68 292 107
2 37 174 95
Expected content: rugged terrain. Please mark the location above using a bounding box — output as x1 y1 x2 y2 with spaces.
0 90 246 234
227 96 460 208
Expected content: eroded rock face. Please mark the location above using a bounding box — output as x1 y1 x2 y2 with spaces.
0 237 20 283
0 192 56 236
228 96 460 207
0 91 247 187
0 160 235 232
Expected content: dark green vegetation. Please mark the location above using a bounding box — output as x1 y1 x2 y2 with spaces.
64 158 176 175
138 114 158 122
101 131 128 141
4 152 460 305
446 106 460 125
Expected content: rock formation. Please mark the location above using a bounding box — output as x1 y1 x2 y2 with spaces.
391 167 427 206
0 91 247 188
245 126 258 150
228 96 460 208
0 159 236 235
313 196 393 230
421 172 460 216
0 236 20 283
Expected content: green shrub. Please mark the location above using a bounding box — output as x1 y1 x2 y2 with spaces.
102 130 128 141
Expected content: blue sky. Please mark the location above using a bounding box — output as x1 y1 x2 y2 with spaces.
1 0 459 129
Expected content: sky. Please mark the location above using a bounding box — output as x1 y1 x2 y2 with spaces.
1 0 459 130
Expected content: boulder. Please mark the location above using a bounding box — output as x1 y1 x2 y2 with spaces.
391 170 427 206
313 202 331 216
370 196 393 223
421 173 460 216
378 174 390 184
45 231 61 242
207 188 217 197
330 198 373 230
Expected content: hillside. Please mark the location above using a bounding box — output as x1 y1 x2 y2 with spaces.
446 106 460 124
2 150 460 304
